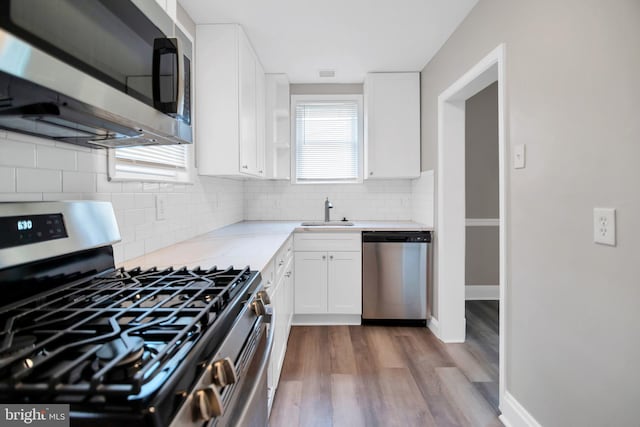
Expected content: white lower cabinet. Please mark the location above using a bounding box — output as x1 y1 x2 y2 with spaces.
294 251 361 314
293 232 362 322
266 237 293 412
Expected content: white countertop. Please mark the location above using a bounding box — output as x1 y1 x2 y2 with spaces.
123 220 432 272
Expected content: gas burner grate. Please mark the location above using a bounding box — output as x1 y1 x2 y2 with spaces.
0 265 253 400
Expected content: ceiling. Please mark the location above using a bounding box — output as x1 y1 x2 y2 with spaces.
179 0 478 84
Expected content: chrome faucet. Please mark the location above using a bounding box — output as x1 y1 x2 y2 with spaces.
324 197 333 222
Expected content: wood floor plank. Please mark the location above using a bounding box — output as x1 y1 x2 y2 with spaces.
394 335 466 427
330 374 366 427
436 367 501 427
364 326 406 368
269 380 302 427
376 367 438 427
443 343 493 382
270 318 502 427
328 326 357 374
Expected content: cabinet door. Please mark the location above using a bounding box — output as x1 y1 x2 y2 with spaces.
255 61 266 177
365 72 420 179
238 34 257 175
283 258 294 334
294 252 328 313
327 251 362 314
267 277 283 393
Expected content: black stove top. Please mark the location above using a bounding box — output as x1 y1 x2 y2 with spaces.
0 202 270 427
0 265 260 420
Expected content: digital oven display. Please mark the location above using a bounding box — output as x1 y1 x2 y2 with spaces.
0 214 68 249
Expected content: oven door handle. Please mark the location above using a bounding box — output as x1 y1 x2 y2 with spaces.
232 321 274 425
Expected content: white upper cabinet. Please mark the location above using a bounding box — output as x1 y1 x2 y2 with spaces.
195 24 266 178
364 72 421 179
154 0 176 20
265 74 291 180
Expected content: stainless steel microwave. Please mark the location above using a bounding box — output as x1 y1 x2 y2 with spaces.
0 0 192 148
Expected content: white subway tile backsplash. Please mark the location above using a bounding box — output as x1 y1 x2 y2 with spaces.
411 170 435 226
134 193 155 209
0 167 15 192
143 183 160 192
124 208 146 228
123 240 145 260
96 174 122 193
17 168 62 193
0 193 42 202
111 193 136 211
4 133 244 264
77 151 107 174
81 193 111 202
6 131 429 264
0 140 36 168
122 182 143 193
63 171 96 193
37 146 77 170
43 193 83 201
243 179 413 221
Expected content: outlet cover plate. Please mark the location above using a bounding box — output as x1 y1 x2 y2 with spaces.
593 208 615 246
156 194 167 220
514 144 526 169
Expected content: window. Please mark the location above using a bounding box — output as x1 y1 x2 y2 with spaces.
292 95 363 183
107 145 192 183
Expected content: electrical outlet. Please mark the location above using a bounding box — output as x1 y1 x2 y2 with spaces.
156 194 167 220
593 208 615 246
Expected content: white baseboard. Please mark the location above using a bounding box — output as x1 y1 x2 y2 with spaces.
292 314 361 325
466 218 500 227
427 316 441 339
427 316 466 343
499 391 542 427
466 285 499 300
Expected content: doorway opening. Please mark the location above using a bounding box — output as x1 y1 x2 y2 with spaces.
433 44 507 411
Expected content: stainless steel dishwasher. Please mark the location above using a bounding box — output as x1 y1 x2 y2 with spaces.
362 231 431 325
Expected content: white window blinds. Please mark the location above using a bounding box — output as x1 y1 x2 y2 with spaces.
295 100 360 182
112 145 189 180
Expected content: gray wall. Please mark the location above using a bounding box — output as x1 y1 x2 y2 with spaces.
465 82 499 286
420 0 640 425
465 82 499 219
464 82 500 285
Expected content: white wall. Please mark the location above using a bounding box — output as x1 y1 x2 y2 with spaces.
0 131 244 265
244 179 413 221
420 0 640 424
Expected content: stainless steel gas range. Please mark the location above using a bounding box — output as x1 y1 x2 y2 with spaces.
0 201 273 427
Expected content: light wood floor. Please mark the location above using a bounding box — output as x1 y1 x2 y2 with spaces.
269 301 500 427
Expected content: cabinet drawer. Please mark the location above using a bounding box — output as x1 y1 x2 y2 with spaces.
275 235 293 278
294 232 361 252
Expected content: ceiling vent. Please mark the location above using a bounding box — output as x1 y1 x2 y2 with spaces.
318 69 336 78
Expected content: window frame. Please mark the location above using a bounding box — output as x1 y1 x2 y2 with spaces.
290 94 364 185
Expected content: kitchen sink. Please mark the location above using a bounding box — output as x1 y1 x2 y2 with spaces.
300 221 354 226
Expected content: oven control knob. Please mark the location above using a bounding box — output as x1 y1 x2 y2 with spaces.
257 290 271 305
193 385 224 421
212 357 238 387
252 297 267 316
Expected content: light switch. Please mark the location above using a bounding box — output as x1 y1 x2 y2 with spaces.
514 144 526 169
